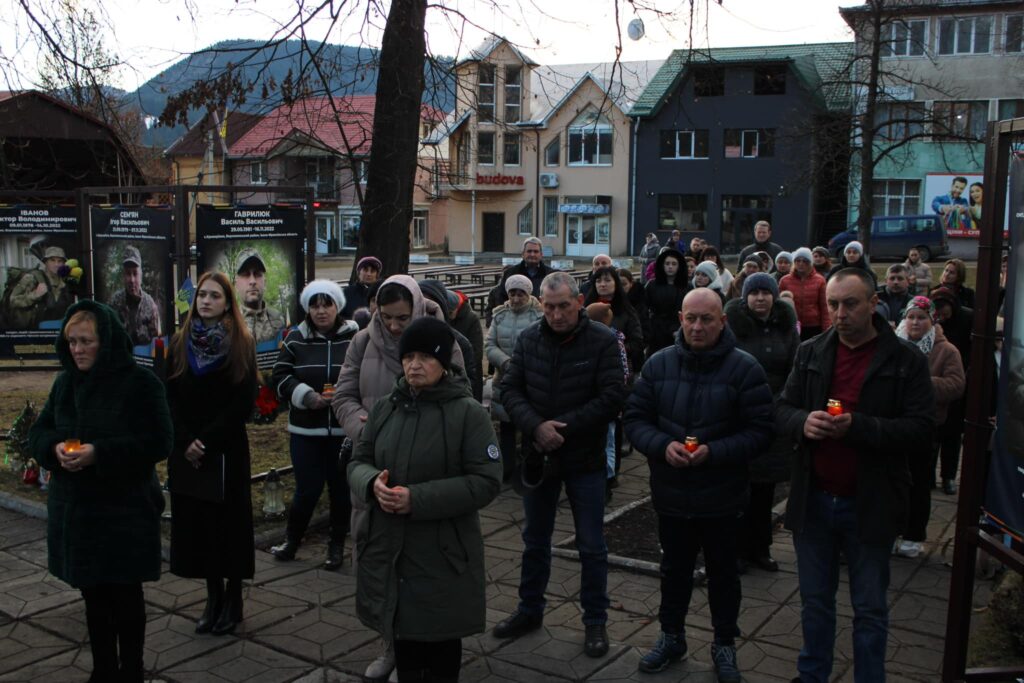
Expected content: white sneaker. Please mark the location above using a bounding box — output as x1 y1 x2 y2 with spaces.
897 540 923 558
364 641 395 682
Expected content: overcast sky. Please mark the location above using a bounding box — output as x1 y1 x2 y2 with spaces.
3 0 857 90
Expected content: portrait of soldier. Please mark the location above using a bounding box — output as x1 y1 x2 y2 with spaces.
2 245 73 329
234 247 286 344
109 245 161 346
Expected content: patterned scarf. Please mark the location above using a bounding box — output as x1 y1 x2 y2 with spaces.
186 318 230 375
896 320 935 357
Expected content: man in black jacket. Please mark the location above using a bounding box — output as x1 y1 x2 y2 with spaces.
494 271 627 659
776 269 934 683
493 237 555 308
737 220 784 267
624 288 773 682
876 263 912 327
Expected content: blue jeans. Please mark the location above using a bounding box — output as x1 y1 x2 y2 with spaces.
793 489 892 683
518 467 608 625
605 423 616 479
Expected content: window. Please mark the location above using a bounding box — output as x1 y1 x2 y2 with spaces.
999 99 1024 119
933 100 988 140
657 194 707 232
753 66 786 95
692 68 724 97
568 110 613 165
503 133 521 166
478 63 495 121
543 196 559 237
880 19 927 57
938 16 992 54
517 201 533 235
250 161 267 184
872 179 921 216
659 130 709 159
504 65 522 123
720 195 772 252
455 134 470 182
412 210 429 248
544 136 560 166
477 131 495 165
340 214 360 250
1007 15 1023 52
874 102 926 140
724 129 775 158
356 159 368 184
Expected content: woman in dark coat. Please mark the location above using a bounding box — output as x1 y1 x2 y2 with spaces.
585 265 645 373
643 248 688 356
827 240 876 285
724 273 799 572
167 271 258 636
270 279 359 569
29 300 173 683
349 317 501 682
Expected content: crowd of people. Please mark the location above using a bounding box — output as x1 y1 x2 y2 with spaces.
27 222 997 683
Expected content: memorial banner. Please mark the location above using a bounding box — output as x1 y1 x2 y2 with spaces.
90 206 174 368
0 206 80 366
195 205 306 370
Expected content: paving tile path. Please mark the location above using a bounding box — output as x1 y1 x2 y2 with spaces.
0 456 989 682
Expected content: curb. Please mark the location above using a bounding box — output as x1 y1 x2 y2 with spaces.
0 490 47 520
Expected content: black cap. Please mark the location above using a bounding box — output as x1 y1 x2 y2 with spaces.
398 317 454 369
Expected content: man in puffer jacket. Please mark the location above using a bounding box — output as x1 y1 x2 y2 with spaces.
624 288 773 682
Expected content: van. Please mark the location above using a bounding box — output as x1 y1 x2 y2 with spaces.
828 215 949 262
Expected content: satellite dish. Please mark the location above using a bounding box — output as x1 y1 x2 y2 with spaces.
627 17 645 41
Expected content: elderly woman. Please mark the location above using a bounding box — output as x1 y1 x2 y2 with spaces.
486 274 543 481
349 317 501 682
166 271 258 637
724 274 799 572
270 280 360 569
29 301 173 683
895 296 965 558
332 274 464 682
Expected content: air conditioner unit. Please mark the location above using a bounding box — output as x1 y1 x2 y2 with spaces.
539 173 559 188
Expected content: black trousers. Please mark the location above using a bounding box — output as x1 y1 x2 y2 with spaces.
657 514 741 645
499 421 518 481
906 443 938 541
741 482 776 559
81 582 146 681
938 400 966 481
394 638 462 682
287 433 351 543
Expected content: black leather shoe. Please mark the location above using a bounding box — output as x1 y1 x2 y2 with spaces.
584 624 609 658
492 611 542 639
753 555 780 572
942 479 958 495
324 541 343 571
195 578 224 634
212 580 243 636
270 538 299 561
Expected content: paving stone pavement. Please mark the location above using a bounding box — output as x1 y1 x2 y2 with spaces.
0 456 993 682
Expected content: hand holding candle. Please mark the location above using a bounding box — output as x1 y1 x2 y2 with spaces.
826 399 843 416
684 436 699 454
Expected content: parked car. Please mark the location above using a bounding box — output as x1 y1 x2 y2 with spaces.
829 215 949 262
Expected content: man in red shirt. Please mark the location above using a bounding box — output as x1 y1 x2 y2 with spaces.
776 269 934 683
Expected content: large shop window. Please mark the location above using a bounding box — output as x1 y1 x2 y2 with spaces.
504 65 522 123
568 110 613 166
872 179 921 216
724 129 775 158
721 195 772 253
938 15 992 54
659 130 709 159
880 19 927 57
504 133 521 166
478 131 495 166
478 63 495 121
658 194 707 232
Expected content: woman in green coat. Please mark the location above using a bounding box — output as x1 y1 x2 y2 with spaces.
28 300 173 683
349 317 502 682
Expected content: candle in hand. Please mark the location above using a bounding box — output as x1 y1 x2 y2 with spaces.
684 436 699 454
826 399 843 416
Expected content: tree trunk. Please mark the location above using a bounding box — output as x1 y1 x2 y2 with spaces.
855 0 884 256
355 0 427 280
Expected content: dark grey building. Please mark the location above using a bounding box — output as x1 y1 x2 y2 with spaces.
628 43 853 254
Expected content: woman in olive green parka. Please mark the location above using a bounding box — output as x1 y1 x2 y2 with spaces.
28 300 173 683
348 317 501 682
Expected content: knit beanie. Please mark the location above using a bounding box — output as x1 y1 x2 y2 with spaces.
743 254 762 268
300 279 345 313
398 317 454 369
792 247 813 263
845 241 864 256
418 279 452 318
902 295 935 321
775 251 793 266
356 255 383 273
812 246 831 258
694 261 719 284
742 272 780 300
505 274 533 295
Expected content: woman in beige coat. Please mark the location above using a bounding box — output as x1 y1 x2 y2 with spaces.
896 296 965 558
331 273 464 682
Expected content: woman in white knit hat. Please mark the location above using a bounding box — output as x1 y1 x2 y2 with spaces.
270 279 360 570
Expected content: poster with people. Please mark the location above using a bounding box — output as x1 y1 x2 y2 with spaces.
986 151 1024 540
90 206 174 368
0 206 80 366
195 204 306 370
924 173 984 238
